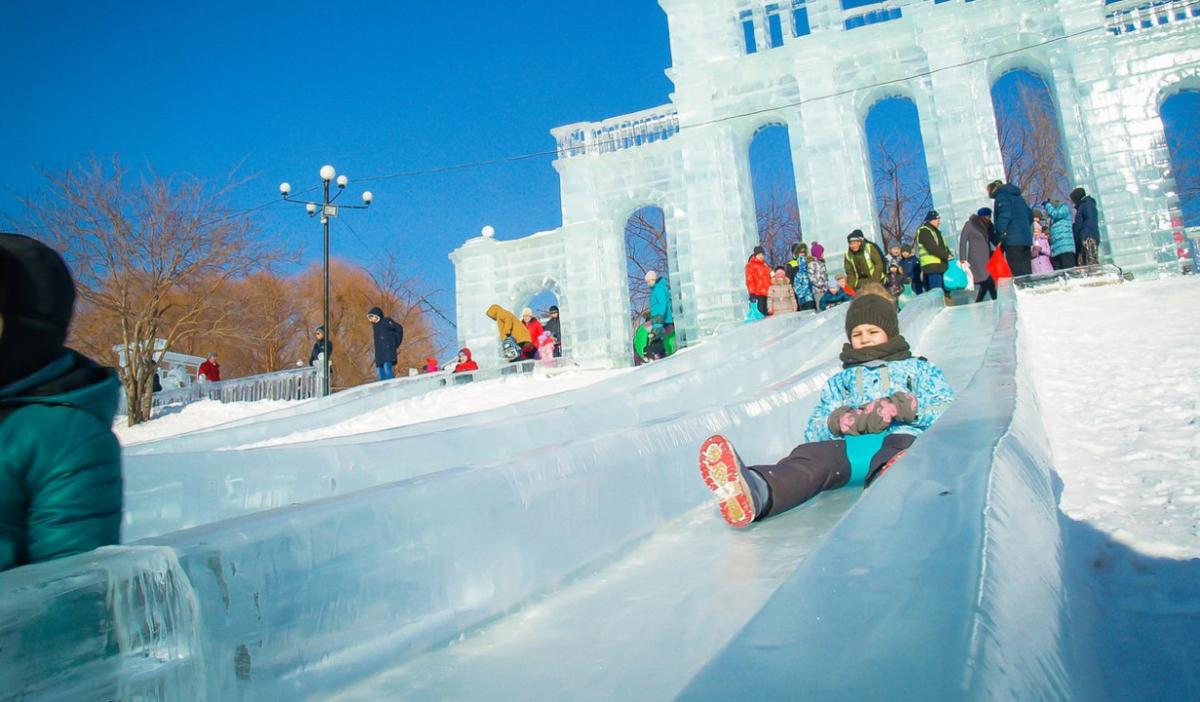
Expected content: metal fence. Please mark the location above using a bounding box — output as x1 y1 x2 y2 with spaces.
118 366 321 416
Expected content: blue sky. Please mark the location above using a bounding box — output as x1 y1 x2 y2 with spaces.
0 1 673 350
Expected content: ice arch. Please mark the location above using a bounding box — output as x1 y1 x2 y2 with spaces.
453 0 1200 365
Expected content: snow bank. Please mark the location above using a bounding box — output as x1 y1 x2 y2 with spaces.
1019 276 1200 559
113 399 299 446
239 368 627 448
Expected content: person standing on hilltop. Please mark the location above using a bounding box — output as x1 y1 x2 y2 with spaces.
366 306 403 380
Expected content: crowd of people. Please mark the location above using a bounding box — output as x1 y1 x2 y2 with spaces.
739 180 1105 314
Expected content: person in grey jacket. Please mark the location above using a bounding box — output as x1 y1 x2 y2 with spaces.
959 208 996 302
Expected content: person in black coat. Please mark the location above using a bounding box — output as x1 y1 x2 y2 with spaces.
1070 187 1101 266
308 326 333 368
366 306 403 380
543 305 562 357
988 180 1034 277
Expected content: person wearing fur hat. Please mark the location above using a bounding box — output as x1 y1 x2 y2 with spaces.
806 243 829 310
0 233 122 572
745 246 773 318
698 294 956 527
843 229 887 291
1070 187 1101 266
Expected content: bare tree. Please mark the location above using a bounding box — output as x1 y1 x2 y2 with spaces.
872 134 932 249
995 82 1071 208
756 185 802 267
624 207 668 319
22 156 280 425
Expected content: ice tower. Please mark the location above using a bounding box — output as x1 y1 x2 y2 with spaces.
452 0 1200 365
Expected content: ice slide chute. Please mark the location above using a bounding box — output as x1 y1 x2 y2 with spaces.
119 303 863 541
1 293 973 701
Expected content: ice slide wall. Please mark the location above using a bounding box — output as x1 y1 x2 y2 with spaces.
0 296 940 701
119 305 850 540
681 289 1106 700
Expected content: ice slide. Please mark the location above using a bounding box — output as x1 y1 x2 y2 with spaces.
0 292 1025 702
117 303 868 540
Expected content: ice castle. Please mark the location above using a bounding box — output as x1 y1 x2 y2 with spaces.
452 0 1200 366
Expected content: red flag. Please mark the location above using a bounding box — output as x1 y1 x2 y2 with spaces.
987 246 1013 281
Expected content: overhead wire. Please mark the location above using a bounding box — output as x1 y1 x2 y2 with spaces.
347 7 1182 185
338 216 458 329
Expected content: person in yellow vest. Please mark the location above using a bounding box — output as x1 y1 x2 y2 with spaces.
916 210 953 294
843 230 886 291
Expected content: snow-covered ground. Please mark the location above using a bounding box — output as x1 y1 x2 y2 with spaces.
1021 276 1200 558
237 368 628 449
113 399 300 446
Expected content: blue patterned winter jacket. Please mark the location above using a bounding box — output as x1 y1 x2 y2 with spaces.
804 357 956 443
789 257 813 306
1043 201 1076 257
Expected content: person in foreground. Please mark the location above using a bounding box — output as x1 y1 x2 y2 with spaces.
0 233 122 572
698 294 955 528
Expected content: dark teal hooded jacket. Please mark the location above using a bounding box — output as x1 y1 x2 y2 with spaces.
0 232 123 572
0 353 123 571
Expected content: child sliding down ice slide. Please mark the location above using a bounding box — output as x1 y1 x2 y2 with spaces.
699 294 955 527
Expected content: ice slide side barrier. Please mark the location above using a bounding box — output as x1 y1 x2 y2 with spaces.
119 300 914 541
680 286 1093 701
0 296 944 701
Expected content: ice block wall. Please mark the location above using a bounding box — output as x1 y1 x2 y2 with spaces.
455 0 1200 364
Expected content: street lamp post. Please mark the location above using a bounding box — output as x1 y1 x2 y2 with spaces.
279 166 373 397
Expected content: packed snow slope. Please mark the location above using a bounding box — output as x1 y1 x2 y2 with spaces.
1020 277 1200 559
113 399 299 446
1020 276 1200 701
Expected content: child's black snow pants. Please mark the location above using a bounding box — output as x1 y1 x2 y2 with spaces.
747 434 914 520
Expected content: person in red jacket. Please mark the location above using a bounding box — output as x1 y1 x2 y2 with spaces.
453 348 478 373
423 357 439 373
520 307 544 349
744 246 772 318
197 352 221 382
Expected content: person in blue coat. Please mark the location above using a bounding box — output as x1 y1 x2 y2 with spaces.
698 294 955 527
1042 199 1077 270
645 270 675 358
1070 187 1101 266
988 180 1034 277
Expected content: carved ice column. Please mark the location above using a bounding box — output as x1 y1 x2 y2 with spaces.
673 122 761 337
449 236 507 365
912 20 1005 246
793 85 875 266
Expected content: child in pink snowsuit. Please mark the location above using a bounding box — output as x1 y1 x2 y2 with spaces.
1031 212 1054 275
536 331 557 361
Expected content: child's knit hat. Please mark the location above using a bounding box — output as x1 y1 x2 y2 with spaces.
844 294 900 340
